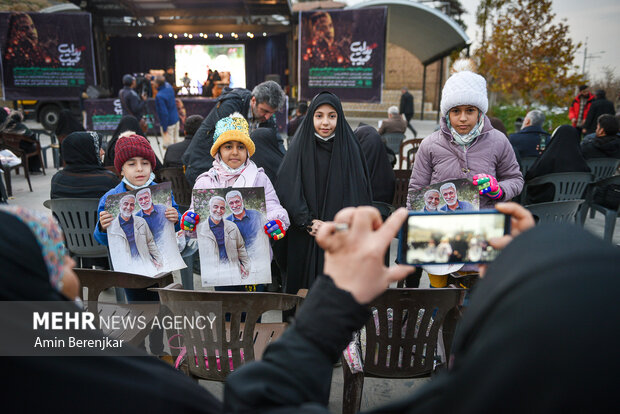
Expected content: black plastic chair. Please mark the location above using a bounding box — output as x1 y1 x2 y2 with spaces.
43 198 109 267
520 156 538 177
526 200 584 225
154 283 304 381
578 175 620 242
342 288 465 414
521 172 593 202
32 129 60 169
586 158 620 182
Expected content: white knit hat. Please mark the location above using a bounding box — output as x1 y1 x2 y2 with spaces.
440 70 488 116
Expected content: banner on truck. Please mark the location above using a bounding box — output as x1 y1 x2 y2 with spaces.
298 8 386 103
0 12 96 100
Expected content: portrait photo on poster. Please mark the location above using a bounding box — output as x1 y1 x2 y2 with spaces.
192 187 271 287
104 182 186 277
408 178 480 213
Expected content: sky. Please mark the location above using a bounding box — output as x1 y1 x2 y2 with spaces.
345 0 619 81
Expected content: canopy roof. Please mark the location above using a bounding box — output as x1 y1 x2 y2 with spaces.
70 0 293 36
349 0 470 65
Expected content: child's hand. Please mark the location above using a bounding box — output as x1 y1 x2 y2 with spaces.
165 207 179 223
473 174 503 200
99 211 113 231
181 211 199 232
264 220 286 240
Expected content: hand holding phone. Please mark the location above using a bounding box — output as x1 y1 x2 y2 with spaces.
398 209 511 266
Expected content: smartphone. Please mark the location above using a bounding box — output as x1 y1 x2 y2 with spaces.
398 210 510 265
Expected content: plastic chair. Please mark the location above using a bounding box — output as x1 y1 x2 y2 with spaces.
154 283 303 381
392 169 412 209
399 138 423 170
578 175 620 242
156 167 192 212
75 268 173 345
520 156 538 177
43 198 109 268
586 158 620 182
31 129 60 169
381 132 406 157
341 288 465 414
526 200 585 225
521 172 593 202
0 133 36 194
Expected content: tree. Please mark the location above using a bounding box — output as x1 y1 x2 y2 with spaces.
475 0 583 107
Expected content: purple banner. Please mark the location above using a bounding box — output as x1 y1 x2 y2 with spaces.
298 8 386 103
0 12 96 100
85 96 288 134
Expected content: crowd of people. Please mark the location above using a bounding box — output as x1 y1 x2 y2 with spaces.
2 54 620 412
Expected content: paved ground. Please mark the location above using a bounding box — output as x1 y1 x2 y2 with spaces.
4 118 618 412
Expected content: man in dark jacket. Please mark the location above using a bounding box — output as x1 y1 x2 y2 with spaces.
581 114 620 159
508 109 550 158
163 114 203 168
583 89 616 135
119 74 146 119
182 80 285 185
154 76 180 148
223 204 620 413
399 87 417 137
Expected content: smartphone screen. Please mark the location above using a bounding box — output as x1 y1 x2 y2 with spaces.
399 210 510 265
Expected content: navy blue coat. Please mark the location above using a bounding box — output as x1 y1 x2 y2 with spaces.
509 125 550 158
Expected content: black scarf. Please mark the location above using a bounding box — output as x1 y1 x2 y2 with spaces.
54 109 85 137
274 92 372 293
524 125 590 203
354 124 396 204
250 127 284 184
276 91 372 226
104 115 141 167
61 131 106 173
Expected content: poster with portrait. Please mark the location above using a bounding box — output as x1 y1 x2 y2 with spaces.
193 187 271 287
408 178 479 213
298 7 386 103
104 182 186 277
0 12 96 100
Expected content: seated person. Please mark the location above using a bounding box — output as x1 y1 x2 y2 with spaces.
0 205 222 412
287 102 308 138
163 114 204 168
581 114 620 159
378 105 407 136
224 203 620 413
509 110 550 158
51 131 119 199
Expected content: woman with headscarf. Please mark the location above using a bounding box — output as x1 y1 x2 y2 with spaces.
353 124 395 205
250 127 285 184
50 131 119 199
0 206 222 412
104 115 163 172
523 125 591 204
275 91 372 294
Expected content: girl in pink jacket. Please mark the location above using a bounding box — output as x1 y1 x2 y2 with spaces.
180 113 289 290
